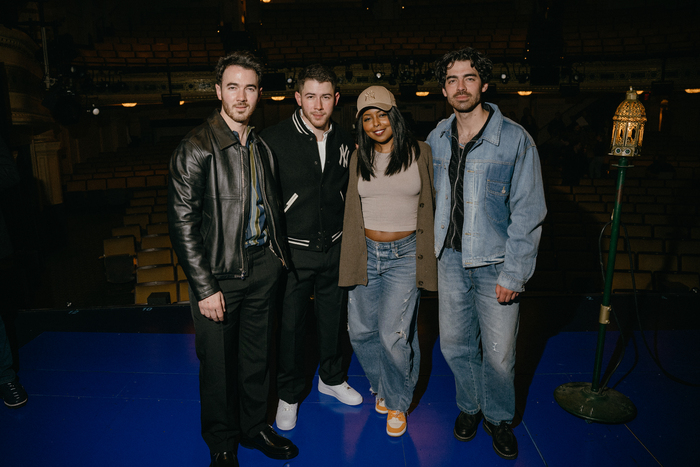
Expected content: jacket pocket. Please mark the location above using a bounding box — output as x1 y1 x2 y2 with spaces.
485 179 510 224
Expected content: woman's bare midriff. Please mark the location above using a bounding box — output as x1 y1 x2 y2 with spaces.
364 229 415 242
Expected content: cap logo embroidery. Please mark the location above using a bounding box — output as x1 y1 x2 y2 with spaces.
364 90 375 101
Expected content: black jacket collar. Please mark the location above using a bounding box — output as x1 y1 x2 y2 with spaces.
207 109 258 150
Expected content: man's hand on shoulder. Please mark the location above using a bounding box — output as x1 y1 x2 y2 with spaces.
199 291 226 322
495 284 519 304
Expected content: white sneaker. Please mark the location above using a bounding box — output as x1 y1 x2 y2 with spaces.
318 379 363 406
275 399 298 431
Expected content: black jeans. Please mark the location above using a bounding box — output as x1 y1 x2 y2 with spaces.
277 243 346 403
191 245 283 453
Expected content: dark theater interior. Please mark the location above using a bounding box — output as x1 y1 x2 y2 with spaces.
1 1 698 465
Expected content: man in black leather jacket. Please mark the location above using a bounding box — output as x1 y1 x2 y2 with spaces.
168 51 296 467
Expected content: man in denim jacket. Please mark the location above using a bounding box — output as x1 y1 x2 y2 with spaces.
427 48 546 460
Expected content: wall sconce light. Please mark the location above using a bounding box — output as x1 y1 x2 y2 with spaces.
415 91 429 97
517 91 532 96
270 96 285 101
686 88 700 94
121 103 137 107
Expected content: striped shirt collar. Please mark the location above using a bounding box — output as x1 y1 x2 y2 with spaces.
292 108 333 139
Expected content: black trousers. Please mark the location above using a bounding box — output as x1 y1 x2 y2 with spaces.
191 246 282 453
277 243 346 403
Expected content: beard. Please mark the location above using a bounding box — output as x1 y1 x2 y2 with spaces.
447 90 481 114
222 100 254 124
302 108 330 131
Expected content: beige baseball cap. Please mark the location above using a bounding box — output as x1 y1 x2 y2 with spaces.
356 86 396 118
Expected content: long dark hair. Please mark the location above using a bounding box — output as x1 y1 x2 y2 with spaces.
355 106 420 181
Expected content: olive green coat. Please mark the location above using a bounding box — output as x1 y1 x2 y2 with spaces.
339 141 438 291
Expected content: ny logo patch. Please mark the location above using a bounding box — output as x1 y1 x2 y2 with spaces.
339 144 349 168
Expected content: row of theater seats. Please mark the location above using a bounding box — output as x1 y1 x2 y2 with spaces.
102 188 189 305
66 163 169 192
528 156 700 294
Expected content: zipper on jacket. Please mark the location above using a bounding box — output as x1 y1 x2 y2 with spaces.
239 146 248 279
256 141 287 269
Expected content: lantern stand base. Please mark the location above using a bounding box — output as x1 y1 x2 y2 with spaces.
554 382 637 424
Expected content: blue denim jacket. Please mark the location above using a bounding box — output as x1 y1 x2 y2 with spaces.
427 103 547 292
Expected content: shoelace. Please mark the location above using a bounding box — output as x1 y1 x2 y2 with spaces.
387 411 405 427
280 402 296 412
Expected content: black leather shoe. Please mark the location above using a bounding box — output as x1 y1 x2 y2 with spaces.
454 411 483 442
483 420 518 460
210 451 239 467
240 425 299 460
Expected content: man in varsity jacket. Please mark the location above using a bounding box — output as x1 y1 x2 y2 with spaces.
261 64 361 431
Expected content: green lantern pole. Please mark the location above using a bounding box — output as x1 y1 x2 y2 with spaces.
554 89 645 424
591 156 627 391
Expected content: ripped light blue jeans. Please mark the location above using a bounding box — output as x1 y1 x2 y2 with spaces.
438 248 520 424
348 233 420 413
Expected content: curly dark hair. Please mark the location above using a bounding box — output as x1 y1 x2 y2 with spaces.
214 51 264 87
434 47 493 88
297 63 339 93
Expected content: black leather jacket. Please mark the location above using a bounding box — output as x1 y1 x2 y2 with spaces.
168 110 289 302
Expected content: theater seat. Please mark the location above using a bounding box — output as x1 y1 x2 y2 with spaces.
134 281 178 305
102 236 137 283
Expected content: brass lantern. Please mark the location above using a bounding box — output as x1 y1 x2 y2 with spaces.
610 87 647 157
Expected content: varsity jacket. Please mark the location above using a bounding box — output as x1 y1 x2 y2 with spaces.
261 109 354 251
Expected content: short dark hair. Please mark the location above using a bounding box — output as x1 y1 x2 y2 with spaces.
297 63 339 93
214 51 264 87
434 47 493 88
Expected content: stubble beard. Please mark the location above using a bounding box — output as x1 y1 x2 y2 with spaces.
302 108 330 132
449 91 481 114
223 100 253 124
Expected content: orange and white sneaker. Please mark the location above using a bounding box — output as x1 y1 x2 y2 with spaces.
375 396 388 414
386 410 407 437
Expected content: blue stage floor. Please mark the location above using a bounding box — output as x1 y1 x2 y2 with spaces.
2 310 698 467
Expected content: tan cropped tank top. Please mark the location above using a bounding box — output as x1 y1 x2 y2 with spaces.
357 151 420 232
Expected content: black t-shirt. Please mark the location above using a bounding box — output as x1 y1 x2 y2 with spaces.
445 105 494 252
